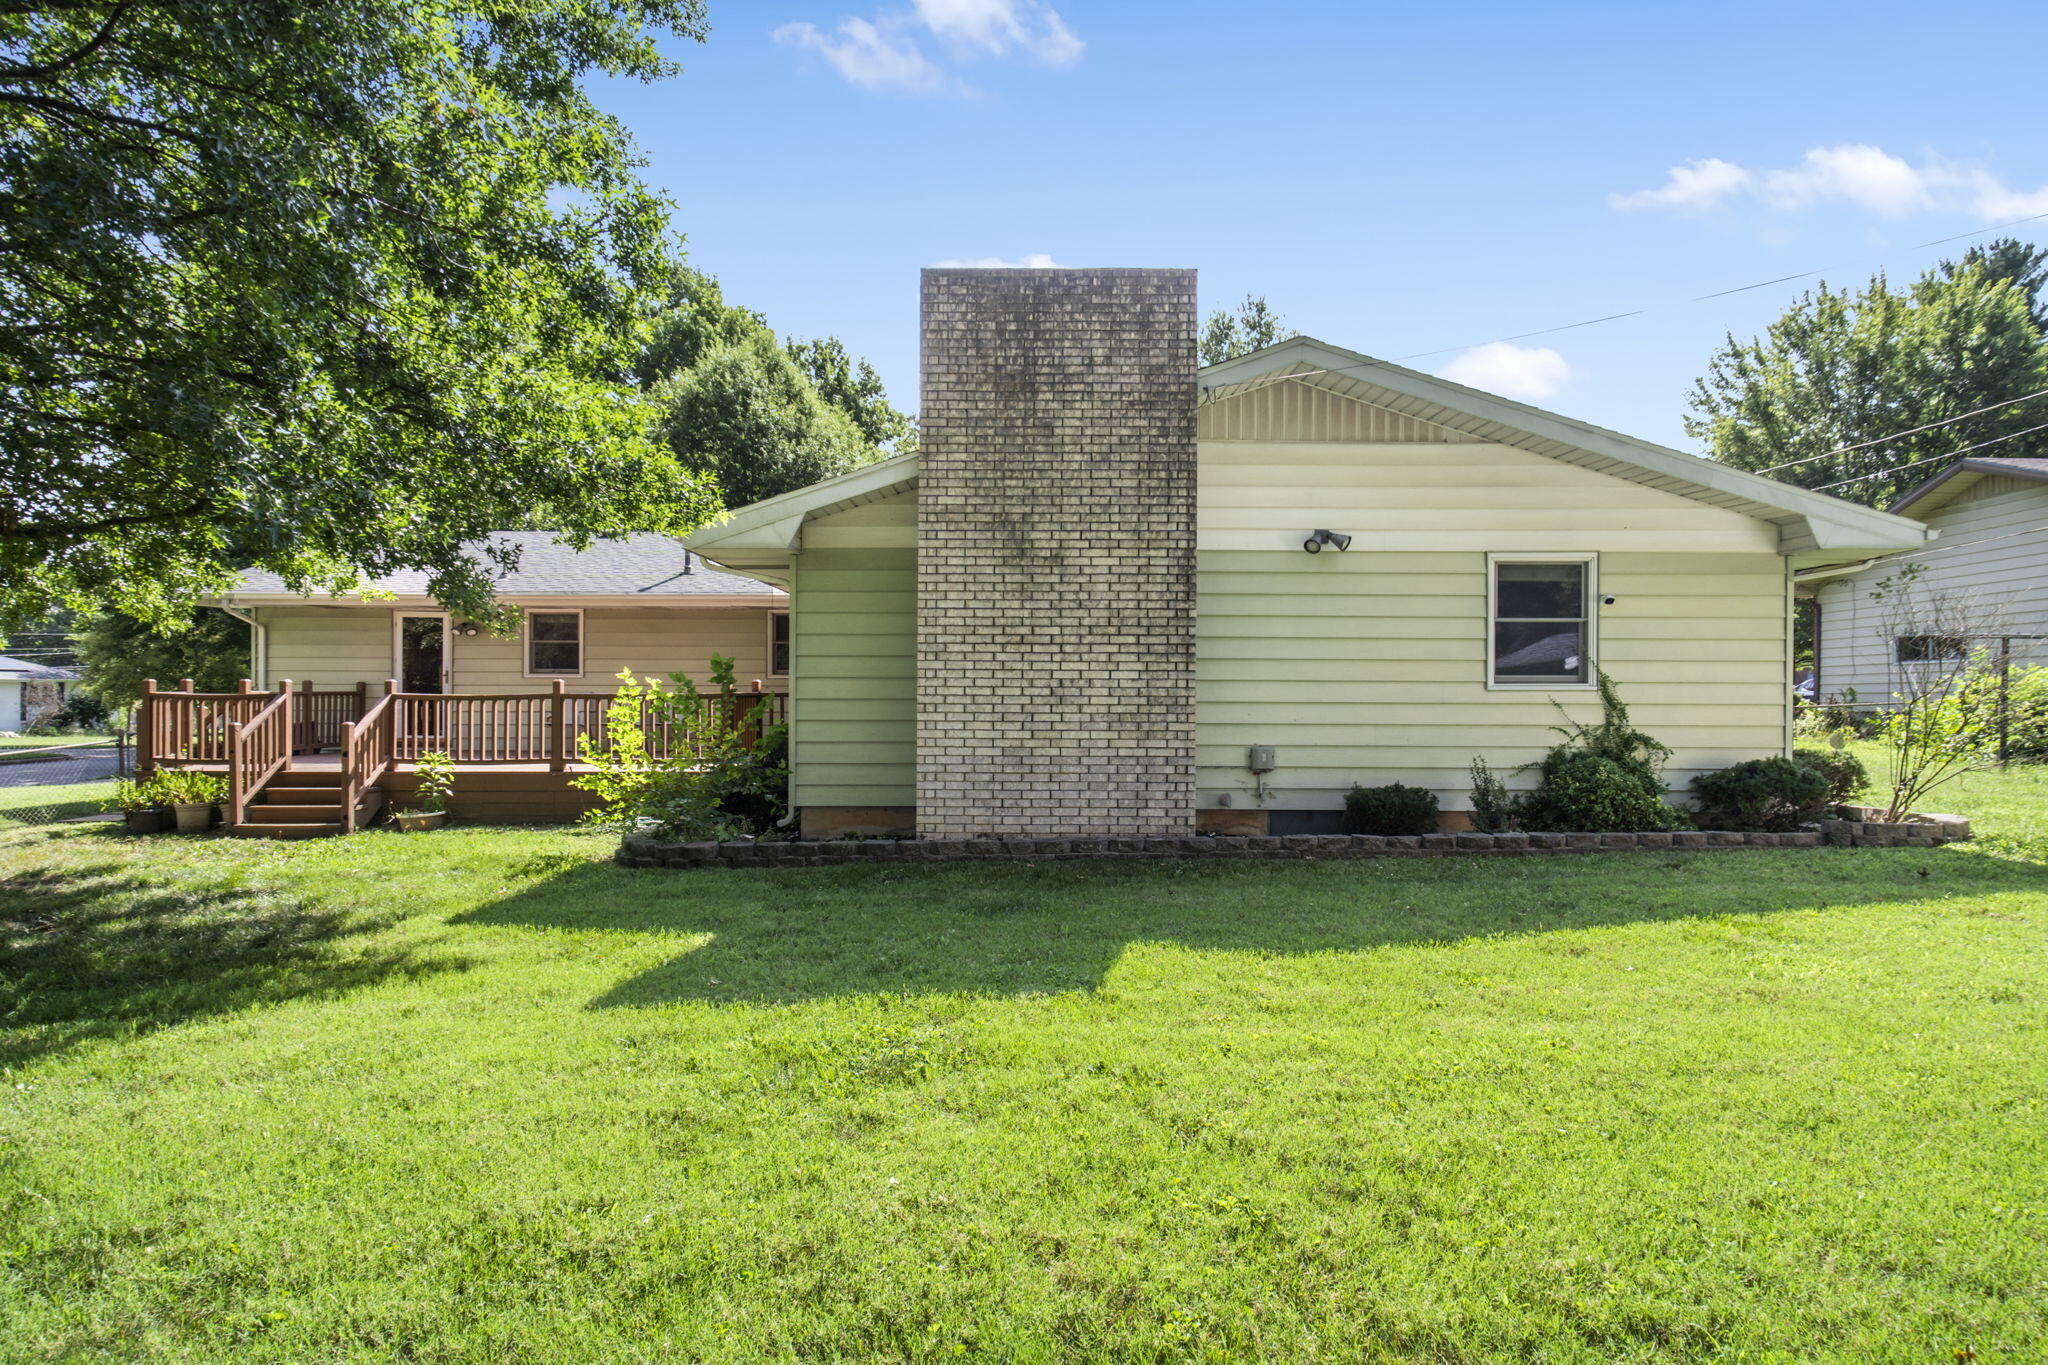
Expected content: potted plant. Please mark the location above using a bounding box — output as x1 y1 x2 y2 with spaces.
104 773 173 833
160 770 229 832
393 750 454 831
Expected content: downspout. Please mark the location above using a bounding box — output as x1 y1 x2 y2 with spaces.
1783 561 1795 758
219 606 266 688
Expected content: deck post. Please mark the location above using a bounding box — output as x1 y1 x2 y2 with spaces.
136 679 157 778
550 678 568 772
355 680 368 720
227 720 247 827
340 720 359 834
236 678 254 694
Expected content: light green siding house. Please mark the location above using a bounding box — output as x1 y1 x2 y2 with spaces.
689 269 1932 839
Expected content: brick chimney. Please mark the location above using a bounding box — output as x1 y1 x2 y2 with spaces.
916 267 1198 838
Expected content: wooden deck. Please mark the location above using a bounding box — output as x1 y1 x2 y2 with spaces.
139 677 781 834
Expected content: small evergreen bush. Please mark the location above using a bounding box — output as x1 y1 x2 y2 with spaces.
1792 745 1868 804
1690 757 1831 831
1343 781 1439 836
1466 757 1514 832
1511 672 1682 832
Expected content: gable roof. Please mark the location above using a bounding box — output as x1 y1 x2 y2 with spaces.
1199 337 1933 562
220 532 782 605
683 453 919 581
1888 455 2048 519
689 339 1937 573
0 655 78 681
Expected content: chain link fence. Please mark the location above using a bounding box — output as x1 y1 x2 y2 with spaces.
0 737 127 830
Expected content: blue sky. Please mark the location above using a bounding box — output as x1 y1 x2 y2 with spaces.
590 0 2048 450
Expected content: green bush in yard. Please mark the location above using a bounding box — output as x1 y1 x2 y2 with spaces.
1793 745 1869 803
1466 756 1515 832
2005 665 2048 760
1518 752 1682 832
1512 672 1683 831
1691 756 1832 831
1343 781 1439 836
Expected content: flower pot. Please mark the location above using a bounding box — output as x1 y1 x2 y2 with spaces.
171 802 214 833
124 807 168 834
393 810 448 832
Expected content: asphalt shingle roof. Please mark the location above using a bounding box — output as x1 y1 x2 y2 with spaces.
230 532 780 599
0 655 79 680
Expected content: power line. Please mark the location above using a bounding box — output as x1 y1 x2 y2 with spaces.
1833 522 2047 576
1811 420 2048 491
1915 209 2048 250
1757 386 2048 472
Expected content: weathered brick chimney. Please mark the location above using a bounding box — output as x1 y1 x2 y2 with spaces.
916 267 1198 837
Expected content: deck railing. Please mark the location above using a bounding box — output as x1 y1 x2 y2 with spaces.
340 687 398 833
225 686 292 826
142 677 787 776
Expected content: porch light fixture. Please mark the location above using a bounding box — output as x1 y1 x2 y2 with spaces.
457 622 482 637
1303 529 1352 554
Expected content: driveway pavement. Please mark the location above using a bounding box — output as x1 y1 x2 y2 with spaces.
0 747 122 787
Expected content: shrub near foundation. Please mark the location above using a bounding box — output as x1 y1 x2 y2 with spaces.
1342 781 1439 836
1792 745 1869 803
1691 757 1832 832
1511 673 1683 833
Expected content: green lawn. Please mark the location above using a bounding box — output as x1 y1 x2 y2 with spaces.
2 764 2045 1361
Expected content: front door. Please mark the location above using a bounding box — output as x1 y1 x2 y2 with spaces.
397 614 449 693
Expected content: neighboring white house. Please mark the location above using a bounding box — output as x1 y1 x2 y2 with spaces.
1805 456 2048 707
0 655 79 732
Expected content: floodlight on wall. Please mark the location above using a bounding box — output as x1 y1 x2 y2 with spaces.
1302 529 1352 554
457 622 482 637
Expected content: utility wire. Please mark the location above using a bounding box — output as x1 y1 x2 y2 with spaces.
1811 421 2048 491
1758 387 2048 472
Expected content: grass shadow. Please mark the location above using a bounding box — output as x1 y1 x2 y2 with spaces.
458 843 2048 1007
0 858 469 1068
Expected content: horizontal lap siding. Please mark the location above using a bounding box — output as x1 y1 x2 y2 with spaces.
1815 479 2048 705
451 607 776 692
792 492 916 809
255 605 779 692
258 606 392 688
1196 439 1788 811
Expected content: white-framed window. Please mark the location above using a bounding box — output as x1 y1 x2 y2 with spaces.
768 610 790 677
1487 554 1596 688
1895 633 1966 664
524 609 584 677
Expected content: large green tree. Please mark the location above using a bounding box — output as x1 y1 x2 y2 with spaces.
650 332 873 510
1199 294 1297 367
1943 237 2048 335
638 270 910 505
0 0 719 636
1687 259 2048 508
73 610 249 705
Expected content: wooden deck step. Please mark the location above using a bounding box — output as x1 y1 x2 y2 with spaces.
228 781 385 840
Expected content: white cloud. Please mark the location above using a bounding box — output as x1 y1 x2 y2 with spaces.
1762 144 1948 217
1613 143 2048 225
912 0 1082 63
1609 158 1752 212
778 0 1080 92
931 252 1062 267
1436 342 1571 401
772 18 952 93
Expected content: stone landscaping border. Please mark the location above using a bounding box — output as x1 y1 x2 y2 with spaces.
619 815 1971 870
